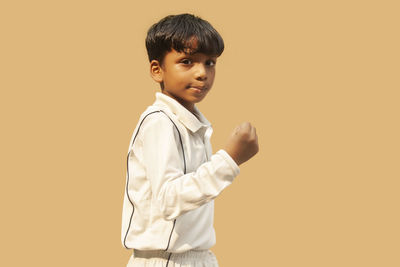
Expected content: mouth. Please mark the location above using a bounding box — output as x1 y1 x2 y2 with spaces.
190 87 207 94
188 85 207 93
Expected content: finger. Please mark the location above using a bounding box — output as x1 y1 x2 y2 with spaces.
234 125 241 134
241 122 251 130
250 125 256 138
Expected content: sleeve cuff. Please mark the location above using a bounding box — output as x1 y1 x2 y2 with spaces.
216 149 240 176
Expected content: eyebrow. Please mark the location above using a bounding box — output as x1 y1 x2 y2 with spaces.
181 53 217 59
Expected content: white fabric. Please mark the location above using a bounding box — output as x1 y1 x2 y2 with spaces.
121 92 240 253
127 249 219 267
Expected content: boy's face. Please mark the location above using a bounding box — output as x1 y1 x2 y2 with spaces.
150 49 217 113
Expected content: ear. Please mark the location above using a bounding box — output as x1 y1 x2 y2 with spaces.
150 60 163 83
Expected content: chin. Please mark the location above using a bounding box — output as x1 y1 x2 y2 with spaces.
191 95 207 103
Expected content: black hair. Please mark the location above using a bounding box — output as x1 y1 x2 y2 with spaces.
145 13 224 65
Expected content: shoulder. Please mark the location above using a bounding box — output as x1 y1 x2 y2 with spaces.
138 109 178 138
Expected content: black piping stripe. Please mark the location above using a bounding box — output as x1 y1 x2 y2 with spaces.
166 253 172 267
123 110 187 252
123 110 161 249
165 219 176 251
123 151 134 249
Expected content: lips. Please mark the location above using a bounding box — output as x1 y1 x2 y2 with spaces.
191 87 207 95
189 85 207 90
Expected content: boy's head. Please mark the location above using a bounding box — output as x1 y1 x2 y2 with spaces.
145 13 224 113
146 13 224 66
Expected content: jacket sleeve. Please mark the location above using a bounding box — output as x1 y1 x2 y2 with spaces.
139 112 240 221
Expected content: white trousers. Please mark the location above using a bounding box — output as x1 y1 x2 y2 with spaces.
127 249 219 267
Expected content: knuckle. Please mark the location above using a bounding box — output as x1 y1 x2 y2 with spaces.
242 132 251 140
242 122 251 128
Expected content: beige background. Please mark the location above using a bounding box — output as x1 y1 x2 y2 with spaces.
1 0 399 266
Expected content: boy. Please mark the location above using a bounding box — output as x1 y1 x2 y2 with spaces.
121 13 259 267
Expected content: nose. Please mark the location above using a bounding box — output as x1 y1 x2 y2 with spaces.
195 63 207 81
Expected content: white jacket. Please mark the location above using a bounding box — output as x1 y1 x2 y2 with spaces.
121 92 240 252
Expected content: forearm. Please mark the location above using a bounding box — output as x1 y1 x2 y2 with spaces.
155 149 239 220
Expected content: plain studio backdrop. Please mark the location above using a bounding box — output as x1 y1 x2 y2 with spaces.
1 0 399 266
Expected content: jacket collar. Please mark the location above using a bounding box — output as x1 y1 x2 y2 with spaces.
153 92 211 133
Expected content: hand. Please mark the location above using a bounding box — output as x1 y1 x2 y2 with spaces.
224 122 259 166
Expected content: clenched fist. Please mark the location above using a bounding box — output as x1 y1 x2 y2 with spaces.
224 122 259 166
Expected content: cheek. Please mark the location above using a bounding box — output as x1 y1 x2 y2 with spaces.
207 70 216 83
178 72 193 86
165 71 184 86
172 67 190 82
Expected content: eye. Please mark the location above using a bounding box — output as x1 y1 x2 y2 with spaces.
206 60 216 66
181 59 192 65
